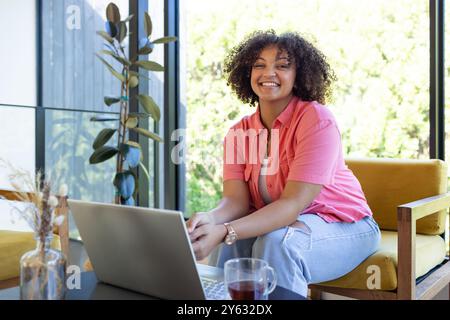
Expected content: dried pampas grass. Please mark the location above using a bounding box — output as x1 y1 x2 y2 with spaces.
0 159 67 246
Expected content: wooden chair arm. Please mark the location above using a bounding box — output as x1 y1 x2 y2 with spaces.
396 191 450 299
0 189 35 201
398 192 450 221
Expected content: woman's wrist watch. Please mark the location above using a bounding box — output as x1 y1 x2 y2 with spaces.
223 222 238 245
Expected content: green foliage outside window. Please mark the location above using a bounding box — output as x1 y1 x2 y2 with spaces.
185 0 434 216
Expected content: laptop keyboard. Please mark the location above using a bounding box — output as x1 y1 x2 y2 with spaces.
201 277 228 300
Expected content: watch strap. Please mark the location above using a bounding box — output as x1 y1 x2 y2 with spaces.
223 222 238 244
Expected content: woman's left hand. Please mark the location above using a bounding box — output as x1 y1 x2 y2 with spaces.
190 224 227 261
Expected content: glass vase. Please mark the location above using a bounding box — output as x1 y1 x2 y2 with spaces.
20 235 66 300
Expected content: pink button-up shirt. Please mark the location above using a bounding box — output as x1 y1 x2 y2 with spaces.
223 96 372 223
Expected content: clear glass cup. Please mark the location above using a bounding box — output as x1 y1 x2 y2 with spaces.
224 258 277 300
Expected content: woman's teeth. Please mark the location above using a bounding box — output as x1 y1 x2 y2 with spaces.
260 82 279 87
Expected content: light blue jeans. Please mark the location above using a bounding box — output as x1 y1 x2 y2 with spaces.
216 213 381 298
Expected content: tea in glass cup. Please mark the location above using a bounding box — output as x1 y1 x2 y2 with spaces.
224 258 277 300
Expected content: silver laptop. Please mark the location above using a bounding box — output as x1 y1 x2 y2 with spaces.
68 199 227 300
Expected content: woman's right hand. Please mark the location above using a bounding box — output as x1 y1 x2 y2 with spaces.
186 211 215 234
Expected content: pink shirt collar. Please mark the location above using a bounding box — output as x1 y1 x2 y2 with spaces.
253 96 300 131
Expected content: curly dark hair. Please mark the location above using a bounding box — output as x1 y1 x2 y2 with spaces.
224 30 336 106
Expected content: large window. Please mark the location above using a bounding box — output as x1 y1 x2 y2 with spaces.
0 0 37 186
146 0 165 208
42 0 166 237
42 0 129 239
0 1 37 232
0 0 168 238
43 0 168 237
42 0 129 202
185 0 430 215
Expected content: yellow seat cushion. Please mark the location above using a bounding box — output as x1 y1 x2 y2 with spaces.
317 231 447 291
345 158 447 235
0 230 61 281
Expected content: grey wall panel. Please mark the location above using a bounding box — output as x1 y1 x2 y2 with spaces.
42 0 127 112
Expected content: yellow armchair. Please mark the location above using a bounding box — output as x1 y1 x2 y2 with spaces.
310 158 450 300
0 189 69 289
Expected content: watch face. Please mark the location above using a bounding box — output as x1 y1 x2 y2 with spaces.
225 234 237 245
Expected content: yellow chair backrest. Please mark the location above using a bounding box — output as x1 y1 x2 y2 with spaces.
345 158 447 235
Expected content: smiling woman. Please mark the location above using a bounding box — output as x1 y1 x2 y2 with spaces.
185 30 381 298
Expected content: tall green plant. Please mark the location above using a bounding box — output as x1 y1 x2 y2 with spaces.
89 3 176 205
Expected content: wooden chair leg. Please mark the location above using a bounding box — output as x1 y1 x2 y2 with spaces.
56 196 70 260
309 287 322 300
59 215 69 260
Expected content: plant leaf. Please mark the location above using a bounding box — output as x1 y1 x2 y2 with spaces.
105 21 118 38
129 70 151 81
113 171 135 200
138 38 154 55
123 14 134 23
152 36 177 44
99 49 116 55
129 70 153 81
99 50 132 67
90 116 120 122
128 112 149 118
139 161 150 181
106 3 121 23
125 116 138 128
104 96 121 106
95 53 126 82
137 94 160 121
119 143 140 168
117 21 127 43
124 141 142 149
138 46 153 55
130 169 139 199
144 12 152 37
97 30 114 44
92 128 117 149
89 146 118 164
131 127 163 142
134 60 164 72
103 42 116 52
